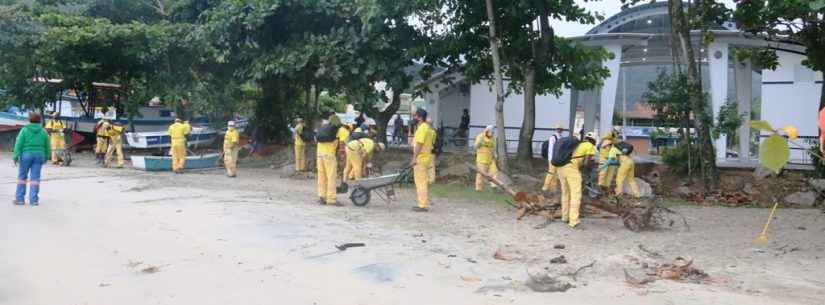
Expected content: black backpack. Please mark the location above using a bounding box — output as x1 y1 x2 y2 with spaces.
299 129 315 143
540 135 559 160
316 125 338 143
349 131 368 141
551 136 580 167
616 141 634 155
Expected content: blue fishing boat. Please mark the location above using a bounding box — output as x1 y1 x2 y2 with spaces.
131 153 221 171
125 127 218 149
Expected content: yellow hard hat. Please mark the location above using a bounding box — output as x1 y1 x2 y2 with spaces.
601 131 615 140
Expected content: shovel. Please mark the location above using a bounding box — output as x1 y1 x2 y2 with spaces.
753 202 779 245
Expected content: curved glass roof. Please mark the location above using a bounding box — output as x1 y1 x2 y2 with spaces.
587 2 732 35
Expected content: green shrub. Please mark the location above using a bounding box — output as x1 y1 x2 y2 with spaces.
809 143 825 178
662 143 702 175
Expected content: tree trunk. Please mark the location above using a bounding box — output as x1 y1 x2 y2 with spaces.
374 91 402 145
517 66 536 162
668 0 718 185
485 0 508 172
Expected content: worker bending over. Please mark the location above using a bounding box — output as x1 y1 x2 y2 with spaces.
473 125 498 191
44 112 66 165
613 142 640 197
168 118 192 173
542 124 564 193
597 132 618 195
316 116 342 205
331 116 350 179
555 132 596 229
104 120 125 168
94 118 109 165
293 118 307 172
410 109 435 212
345 136 385 180
224 121 241 177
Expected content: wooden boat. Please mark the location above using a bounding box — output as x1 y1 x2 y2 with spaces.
131 153 221 171
125 127 218 149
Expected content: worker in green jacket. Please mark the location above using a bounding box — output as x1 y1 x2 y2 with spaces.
13 112 51 205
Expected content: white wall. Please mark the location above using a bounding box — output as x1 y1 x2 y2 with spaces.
761 50 822 162
469 81 571 154
437 85 470 129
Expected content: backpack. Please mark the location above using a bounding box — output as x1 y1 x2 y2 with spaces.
616 141 634 155
299 129 315 143
349 131 368 141
316 125 338 143
541 134 559 160
551 136 580 167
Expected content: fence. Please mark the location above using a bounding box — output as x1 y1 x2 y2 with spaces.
759 135 818 166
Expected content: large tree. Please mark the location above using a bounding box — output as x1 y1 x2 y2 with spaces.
422 0 612 170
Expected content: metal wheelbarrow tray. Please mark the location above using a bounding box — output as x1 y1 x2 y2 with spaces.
341 167 412 207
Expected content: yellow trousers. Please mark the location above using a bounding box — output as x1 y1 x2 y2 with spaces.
615 156 640 197
171 143 187 171
558 164 583 227
224 147 239 176
542 163 558 192
475 160 498 191
414 157 432 209
597 164 617 187
345 149 365 181
50 134 65 163
295 144 306 172
95 136 108 154
105 135 124 167
317 153 338 204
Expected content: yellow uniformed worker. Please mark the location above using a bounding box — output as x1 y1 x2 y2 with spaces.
474 125 499 191
345 136 384 180
542 124 564 193
224 121 241 177
333 117 350 179
410 109 435 212
558 131 596 228
317 115 342 205
343 128 363 181
294 118 307 172
94 118 109 164
104 120 125 168
44 112 66 164
597 131 618 194
168 118 192 173
613 143 641 197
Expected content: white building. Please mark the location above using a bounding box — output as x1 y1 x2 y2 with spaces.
420 2 821 166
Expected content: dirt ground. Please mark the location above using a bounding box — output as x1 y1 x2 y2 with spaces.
0 152 823 305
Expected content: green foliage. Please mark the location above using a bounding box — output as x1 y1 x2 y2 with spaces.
749 120 774 132
644 71 692 129
662 143 702 175
759 134 790 174
713 100 744 143
808 143 825 178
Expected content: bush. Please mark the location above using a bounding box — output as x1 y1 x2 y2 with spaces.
662 143 702 175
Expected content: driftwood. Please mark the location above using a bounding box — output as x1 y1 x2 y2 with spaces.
468 163 663 232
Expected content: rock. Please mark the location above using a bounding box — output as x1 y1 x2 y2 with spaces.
753 166 774 180
808 179 825 193
553 244 565 249
644 171 662 186
624 178 653 197
550 255 567 264
673 186 693 198
743 183 760 196
783 191 817 207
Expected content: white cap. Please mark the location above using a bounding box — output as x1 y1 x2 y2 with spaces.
485 125 494 131
228 121 236 127
585 131 595 139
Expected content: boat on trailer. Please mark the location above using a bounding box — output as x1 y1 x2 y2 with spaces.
131 153 221 171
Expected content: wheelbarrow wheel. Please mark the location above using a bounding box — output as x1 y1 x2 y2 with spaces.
350 187 371 207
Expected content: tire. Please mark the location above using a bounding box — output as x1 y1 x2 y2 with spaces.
350 187 371 207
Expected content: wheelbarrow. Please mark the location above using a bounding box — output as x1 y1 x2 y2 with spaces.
338 166 413 207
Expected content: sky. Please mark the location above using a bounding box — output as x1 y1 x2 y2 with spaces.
551 0 738 37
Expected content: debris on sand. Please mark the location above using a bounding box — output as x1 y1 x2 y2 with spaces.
550 255 567 264
553 244 565 250
624 256 711 286
460 275 482 282
335 243 365 251
141 266 161 274
493 249 513 261
638 244 663 258
526 261 596 293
